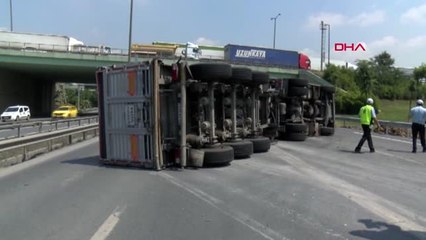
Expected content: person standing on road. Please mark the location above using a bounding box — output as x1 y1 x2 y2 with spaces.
409 99 426 153
355 98 381 153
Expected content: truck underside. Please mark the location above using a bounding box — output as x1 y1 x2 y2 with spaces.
96 59 335 170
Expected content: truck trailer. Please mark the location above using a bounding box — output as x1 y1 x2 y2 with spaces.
96 59 334 170
0 31 84 52
132 42 311 69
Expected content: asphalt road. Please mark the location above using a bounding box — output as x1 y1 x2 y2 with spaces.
0 128 425 240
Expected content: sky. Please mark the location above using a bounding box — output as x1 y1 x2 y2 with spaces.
1 0 426 68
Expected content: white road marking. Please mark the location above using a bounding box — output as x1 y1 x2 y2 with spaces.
271 147 426 232
353 132 411 144
159 172 290 240
353 131 425 165
90 205 126 240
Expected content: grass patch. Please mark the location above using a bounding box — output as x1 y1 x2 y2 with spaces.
337 99 415 122
377 99 414 122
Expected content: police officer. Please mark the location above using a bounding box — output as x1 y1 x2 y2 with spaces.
355 98 381 153
409 99 426 153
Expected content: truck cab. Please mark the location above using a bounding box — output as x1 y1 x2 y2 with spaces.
180 42 201 60
299 53 311 69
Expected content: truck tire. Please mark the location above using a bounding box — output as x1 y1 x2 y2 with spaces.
229 67 252 85
284 132 307 141
189 63 232 82
289 79 308 87
223 140 253 159
322 86 336 93
288 87 308 97
202 145 234 166
319 126 335 136
251 71 270 85
285 123 307 133
246 136 271 153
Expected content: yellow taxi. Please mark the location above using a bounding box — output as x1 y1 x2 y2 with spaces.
51 105 78 118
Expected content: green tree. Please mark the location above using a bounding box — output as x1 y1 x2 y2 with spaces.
414 64 426 98
323 64 358 91
355 60 375 98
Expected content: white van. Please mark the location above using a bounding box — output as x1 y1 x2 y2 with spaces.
1 105 31 121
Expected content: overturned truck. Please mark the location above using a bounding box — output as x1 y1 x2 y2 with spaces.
96 59 335 170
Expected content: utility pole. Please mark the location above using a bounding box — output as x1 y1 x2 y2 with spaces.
9 0 13 31
270 13 281 49
320 21 327 71
325 24 331 66
127 0 134 62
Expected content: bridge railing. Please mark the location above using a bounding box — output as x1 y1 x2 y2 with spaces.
0 40 128 55
0 116 98 141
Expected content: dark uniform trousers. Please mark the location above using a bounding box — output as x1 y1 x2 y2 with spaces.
411 123 425 151
356 124 374 151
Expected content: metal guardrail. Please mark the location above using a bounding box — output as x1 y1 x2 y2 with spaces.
0 116 98 140
336 116 411 129
0 124 99 168
336 115 412 137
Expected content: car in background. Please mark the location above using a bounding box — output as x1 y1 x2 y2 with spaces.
0 105 31 122
51 105 78 118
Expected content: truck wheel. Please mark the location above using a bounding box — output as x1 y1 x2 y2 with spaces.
285 123 307 133
202 145 234 166
251 71 270 85
288 79 308 87
189 63 232 82
229 67 252 85
246 136 270 153
223 140 253 159
322 86 336 93
284 132 307 141
319 126 335 136
288 87 308 97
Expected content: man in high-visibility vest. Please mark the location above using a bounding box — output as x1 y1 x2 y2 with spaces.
355 98 381 153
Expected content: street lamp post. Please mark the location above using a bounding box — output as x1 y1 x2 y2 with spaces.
127 0 134 63
325 23 331 66
270 13 281 49
9 0 13 31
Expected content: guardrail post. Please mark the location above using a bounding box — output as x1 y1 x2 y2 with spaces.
23 146 28 161
79 119 82 126
17 126 21 138
39 122 43 133
68 121 71 128
55 122 58 130
48 139 52 151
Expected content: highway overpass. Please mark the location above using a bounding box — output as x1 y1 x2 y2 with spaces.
0 47 329 116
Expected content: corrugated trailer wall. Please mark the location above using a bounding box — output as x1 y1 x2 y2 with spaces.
97 63 155 168
224 44 299 68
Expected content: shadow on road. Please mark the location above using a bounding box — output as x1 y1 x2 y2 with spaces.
350 219 426 240
61 156 163 172
61 156 100 166
338 149 366 154
387 149 413 153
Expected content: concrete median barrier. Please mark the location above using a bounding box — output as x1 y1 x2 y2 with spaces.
0 124 98 168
